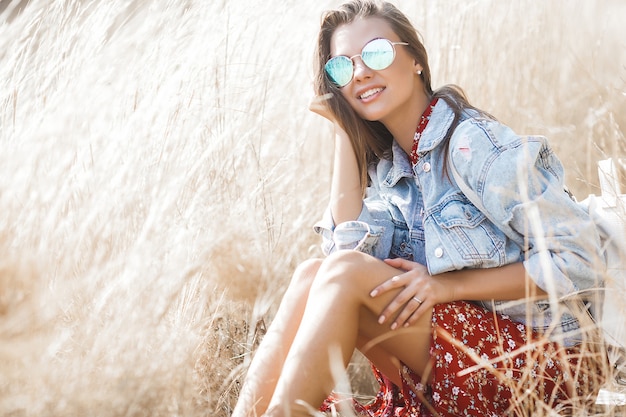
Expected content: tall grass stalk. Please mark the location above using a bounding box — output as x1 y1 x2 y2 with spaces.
0 0 624 415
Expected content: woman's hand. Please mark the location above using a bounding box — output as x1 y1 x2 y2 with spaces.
309 94 335 122
370 258 455 330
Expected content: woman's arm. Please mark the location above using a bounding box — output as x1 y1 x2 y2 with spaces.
329 127 363 224
312 104 395 259
309 96 362 224
437 262 547 302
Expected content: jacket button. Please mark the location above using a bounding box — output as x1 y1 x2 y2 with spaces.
423 162 431 172
434 247 444 258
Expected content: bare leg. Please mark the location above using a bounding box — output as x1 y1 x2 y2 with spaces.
232 259 322 417
264 251 433 417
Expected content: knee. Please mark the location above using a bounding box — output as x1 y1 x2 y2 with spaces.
286 258 323 294
313 250 370 289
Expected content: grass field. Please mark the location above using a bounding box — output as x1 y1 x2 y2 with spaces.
1 0 625 415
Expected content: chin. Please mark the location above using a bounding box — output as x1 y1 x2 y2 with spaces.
356 108 386 122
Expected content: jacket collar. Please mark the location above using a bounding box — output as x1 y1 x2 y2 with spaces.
383 99 456 187
415 98 456 153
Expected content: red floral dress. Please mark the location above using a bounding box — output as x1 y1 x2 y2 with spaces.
321 301 604 416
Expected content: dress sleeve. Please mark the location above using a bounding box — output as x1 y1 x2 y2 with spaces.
450 126 604 298
313 188 395 259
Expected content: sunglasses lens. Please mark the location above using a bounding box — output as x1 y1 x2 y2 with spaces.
324 56 353 87
361 38 395 70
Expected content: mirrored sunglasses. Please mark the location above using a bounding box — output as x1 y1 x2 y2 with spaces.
324 38 409 88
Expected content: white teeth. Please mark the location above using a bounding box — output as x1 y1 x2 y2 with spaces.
359 87 383 99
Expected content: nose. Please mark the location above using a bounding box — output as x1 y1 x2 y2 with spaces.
352 56 372 83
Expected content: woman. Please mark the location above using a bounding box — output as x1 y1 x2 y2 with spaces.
232 1 606 416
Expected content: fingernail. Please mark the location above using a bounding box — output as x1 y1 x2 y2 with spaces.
378 315 385 324
370 290 378 297
403 323 409 328
390 323 398 330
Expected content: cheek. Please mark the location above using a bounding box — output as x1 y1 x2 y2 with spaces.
387 70 419 100
391 66 415 86
387 56 418 83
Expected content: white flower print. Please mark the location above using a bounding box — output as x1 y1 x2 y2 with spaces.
445 352 453 363
507 339 516 349
452 386 460 396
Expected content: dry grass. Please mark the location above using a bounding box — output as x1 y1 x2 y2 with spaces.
0 0 624 416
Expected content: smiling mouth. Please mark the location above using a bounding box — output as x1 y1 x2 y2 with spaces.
359 87 384 100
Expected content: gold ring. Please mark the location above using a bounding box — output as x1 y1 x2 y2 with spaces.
412 297 423 304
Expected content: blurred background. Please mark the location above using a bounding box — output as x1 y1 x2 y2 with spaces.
0 0 624 415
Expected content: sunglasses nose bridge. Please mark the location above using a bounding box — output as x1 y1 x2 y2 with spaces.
351 54 373 79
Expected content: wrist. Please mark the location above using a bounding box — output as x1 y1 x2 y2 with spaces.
436 271 462 303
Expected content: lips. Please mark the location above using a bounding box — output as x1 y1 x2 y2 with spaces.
358 87 384 100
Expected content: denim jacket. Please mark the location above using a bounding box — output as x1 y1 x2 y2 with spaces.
314 100 604 346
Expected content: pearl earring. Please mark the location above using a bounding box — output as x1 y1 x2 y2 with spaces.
416 69 422 75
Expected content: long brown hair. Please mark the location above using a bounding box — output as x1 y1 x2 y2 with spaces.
314 0 493 193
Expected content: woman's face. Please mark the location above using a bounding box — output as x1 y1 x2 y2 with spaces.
329 17 421 124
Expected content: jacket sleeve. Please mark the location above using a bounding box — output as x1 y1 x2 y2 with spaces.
313 186 395 259
449 123 604 298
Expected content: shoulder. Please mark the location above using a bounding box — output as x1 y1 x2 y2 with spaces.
449 116 556 188
450 114 552 161
451 115 524 150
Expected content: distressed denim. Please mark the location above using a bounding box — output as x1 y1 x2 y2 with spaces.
314 100 603 346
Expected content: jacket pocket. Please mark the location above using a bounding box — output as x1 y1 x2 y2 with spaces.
431 196 507 265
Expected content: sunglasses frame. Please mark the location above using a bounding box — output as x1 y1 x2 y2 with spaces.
324 38 409 88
